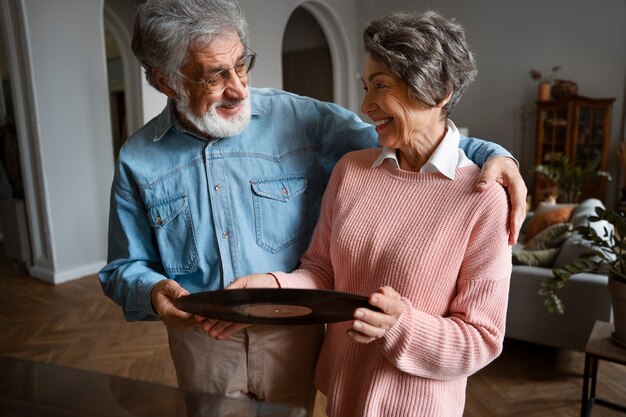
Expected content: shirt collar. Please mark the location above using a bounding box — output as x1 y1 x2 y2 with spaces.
152 99 199 142
371 146 400 169
370 120 463 180
421 119 462 179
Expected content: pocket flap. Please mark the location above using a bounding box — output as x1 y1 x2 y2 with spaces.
146 194 188 228
250 176 307 202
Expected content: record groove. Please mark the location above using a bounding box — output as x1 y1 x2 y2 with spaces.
174 288 378 325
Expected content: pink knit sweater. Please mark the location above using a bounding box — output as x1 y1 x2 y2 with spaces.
274 148 512 417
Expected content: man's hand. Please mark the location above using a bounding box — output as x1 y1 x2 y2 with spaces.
150 279 201 328
200 274 280 340
476 156 527 245
348 286 404 344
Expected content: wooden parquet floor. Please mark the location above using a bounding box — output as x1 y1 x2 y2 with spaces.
0 258 177 387
1 254 625 416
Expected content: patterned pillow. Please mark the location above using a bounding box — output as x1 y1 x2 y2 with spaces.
523 206 575 243
534 202 578 217
524 223 573 251
512 248 561 267
553 198 613 268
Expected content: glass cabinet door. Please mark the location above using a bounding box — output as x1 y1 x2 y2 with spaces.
573 105 606 165
537 104 569 172
533 96 614 208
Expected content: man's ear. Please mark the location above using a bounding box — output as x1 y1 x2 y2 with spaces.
152 68 178 100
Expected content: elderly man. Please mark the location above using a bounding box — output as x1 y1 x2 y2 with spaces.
99 0 526 413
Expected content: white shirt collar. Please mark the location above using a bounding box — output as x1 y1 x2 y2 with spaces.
371 146 400 170
370 120 474 179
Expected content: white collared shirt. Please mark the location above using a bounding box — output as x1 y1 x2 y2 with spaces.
370 120 474 180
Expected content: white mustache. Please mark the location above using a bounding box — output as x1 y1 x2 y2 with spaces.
217 99 242 109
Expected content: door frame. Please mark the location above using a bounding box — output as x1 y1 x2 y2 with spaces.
294 1 356 110
0 0 52 275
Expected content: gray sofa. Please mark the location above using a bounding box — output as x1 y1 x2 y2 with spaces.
506 198 613 351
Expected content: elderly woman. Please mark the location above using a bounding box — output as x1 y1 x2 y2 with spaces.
226 10 511 417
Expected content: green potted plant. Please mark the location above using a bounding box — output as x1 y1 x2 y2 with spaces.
540 207 626 346
532 156 609 204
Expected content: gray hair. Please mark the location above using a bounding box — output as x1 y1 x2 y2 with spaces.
132 0 248 89
363 10 477 117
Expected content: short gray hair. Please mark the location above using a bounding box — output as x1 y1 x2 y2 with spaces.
363 10 477 117
132 0 248 89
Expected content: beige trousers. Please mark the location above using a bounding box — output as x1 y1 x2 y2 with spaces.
167 324 324 416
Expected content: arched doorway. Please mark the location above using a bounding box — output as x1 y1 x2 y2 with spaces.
103 3 143 162
282 6 333 102
104 25 126 160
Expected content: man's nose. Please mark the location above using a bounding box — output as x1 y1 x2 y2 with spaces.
223 69 249 100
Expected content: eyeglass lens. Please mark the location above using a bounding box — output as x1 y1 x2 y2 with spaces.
206 54 256 93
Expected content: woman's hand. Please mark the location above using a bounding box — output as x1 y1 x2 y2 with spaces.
200 273 280 340
475 156 528 245
348 286 404 344
226 273 280 289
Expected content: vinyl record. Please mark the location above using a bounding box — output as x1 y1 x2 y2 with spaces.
173 288 378 325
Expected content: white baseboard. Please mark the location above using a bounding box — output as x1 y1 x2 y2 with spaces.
29 261 106 285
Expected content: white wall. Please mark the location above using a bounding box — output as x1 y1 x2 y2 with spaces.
108 0 360 120
240 0 361 110
7 0 625 283
141 80 166 123
104 0 166 128
19 0 114 283
358 0 626 207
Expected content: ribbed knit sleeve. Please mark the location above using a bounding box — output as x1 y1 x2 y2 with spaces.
380 181 511 379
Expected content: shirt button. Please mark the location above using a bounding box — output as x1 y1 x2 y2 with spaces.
282 188 288 196
214 184 222 191
222 231 229 239
155 216 163 225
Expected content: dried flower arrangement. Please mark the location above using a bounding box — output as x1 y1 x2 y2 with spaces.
529 65 562 84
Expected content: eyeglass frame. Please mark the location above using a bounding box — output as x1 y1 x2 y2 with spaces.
177 49 257 94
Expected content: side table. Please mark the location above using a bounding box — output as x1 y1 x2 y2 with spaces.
581 320 626 416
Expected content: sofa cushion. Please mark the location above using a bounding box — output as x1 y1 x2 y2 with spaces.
512 248 561 267
524 206 576 242
570 198 606 229
553 198 613 268
524 222 573 251
534 202 579 217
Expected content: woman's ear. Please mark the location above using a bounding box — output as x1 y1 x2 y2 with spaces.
437 90 453 108
152 69 178 100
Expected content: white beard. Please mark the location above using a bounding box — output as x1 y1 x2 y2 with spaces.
174 86 251 138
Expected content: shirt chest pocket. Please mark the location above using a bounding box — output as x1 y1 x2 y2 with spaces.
146 193 198 274
251 176 311 253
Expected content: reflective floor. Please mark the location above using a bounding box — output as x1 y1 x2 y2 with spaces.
0 356 305 417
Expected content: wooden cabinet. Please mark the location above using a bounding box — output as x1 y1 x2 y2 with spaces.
533 96 614 207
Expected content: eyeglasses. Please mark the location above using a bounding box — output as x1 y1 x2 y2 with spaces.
179 51 256 94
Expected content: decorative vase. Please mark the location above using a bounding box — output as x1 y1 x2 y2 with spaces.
537 83 551 101
608 272 626 348
551 79 578 100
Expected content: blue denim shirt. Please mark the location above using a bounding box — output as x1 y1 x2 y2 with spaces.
99 88 511 321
